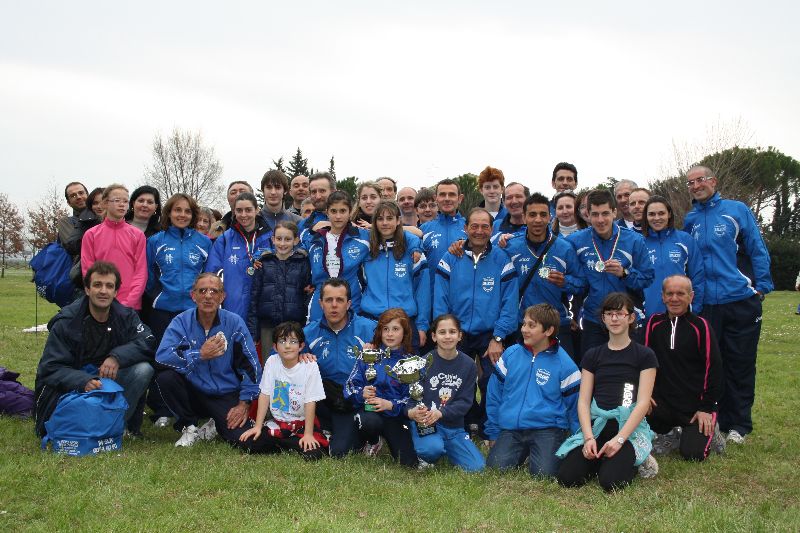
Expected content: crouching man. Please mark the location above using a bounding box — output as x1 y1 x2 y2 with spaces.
156 273 265 449
34 261 156 437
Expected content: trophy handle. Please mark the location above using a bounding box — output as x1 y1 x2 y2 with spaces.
353 346 361 359
384 364 396 378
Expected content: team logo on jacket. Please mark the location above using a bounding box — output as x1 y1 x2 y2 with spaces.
482 276 495 292
228 254 239 265
669 250 682 263
714 223 727 237
347 245 361 260
394 262 408 278
188 252 201 265
535 368 550 385
312 250 322 263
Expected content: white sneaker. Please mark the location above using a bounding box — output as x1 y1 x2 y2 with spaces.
638 454 659 479
175 425 199 447
417 458 434 471
726 429 746 445
154 417 171 428
197 418 217 441
362 438 383 458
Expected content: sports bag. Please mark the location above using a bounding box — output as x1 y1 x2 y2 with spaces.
29 242 76 308
41 378 128 456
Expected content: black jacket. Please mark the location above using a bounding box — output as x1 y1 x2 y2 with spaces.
33 297 156 436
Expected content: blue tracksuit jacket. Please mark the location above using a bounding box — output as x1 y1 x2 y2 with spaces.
505 229 585 326
683 192 773 305
299 210 329 248
643 228 705 317
567 224 654 324
421 212 467 286
359 232 431 331
434 241 519 338
156 308 261 402
344 347 412 418
303 312 377 385
146 227 212 312
485 341 581 441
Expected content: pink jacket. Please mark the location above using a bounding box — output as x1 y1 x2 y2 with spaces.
81 218 147 310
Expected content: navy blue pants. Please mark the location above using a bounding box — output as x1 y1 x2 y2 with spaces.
316 399 361 458
580 320 608 364
458 331 494 437
702 295 762 435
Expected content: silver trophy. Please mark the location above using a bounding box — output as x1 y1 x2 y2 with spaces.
354 346 389 411
385 355 434 436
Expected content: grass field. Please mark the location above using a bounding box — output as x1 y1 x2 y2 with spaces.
1 269 798 532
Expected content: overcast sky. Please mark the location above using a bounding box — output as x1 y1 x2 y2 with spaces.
2 1 798 209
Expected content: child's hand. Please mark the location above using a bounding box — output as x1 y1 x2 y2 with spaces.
368 398 392 412
253 260 263 270
239 426 261 442
299 434 319 452
362 342 375 350
407 405 426 423
362 385 376 400
304 285 315 295
421 408 442 426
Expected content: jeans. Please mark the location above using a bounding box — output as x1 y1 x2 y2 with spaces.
487 427 568 478
115 362 154 423
410 422 485 472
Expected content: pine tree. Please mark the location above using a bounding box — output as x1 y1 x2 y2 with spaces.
286 147 310 178
272 156 286 174
328 155 336 179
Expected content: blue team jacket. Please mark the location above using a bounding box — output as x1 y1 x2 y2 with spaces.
643 228 705 317
485 342 581 440
567 224 654 324
299 210 329 248
421 212 467 283
156 308 261 402
359 232 431 331
306 225 371 322
434 241 519 338
505 229 585 326
205 216 273 319
146 227 212 312
683 192 773 305
344 347 411 418
303 312 377 385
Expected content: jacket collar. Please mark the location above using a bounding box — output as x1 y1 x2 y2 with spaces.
319 310 355 334
693 191 721 209
436 211 464 224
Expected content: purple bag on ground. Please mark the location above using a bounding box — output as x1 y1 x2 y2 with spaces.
0 366 34 417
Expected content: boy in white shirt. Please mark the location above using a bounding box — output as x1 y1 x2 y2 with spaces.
239 321 328 459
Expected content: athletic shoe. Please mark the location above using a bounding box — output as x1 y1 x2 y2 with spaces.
154 416 171 428
652 428 680 455
468 423 481 440
175 425 199 447
417 459 434 471
362 438 383 458
197 418 217 441
711 423 726 455
123 429 142 439
638 454 659 479
726 429 746 445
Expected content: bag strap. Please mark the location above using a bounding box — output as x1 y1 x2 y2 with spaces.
519 235 557 299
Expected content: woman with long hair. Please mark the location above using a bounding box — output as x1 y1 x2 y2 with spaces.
351 181 383 229
552 190 586 237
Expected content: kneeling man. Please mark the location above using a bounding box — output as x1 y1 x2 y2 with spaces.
34 261 155 437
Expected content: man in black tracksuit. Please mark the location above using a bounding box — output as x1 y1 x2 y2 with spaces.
644 275 724 461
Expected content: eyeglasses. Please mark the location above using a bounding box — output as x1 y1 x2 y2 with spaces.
686 176 710 187
195 287 221 295
277 338 300 345
603 311 630 320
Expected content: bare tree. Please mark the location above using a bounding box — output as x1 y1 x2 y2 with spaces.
0 193 25 277
27 186 68 252
144 128 224 207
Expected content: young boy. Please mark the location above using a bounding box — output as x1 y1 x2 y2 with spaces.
239 321 328 460
485 304 581 477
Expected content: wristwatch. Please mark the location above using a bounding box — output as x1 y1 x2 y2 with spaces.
615 436 625 445
493 336 503 343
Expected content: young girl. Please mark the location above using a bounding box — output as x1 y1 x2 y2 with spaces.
306 191 371 321
344 308 418 467
556 292 658 491
205 192 272 320
360 201 430 350
239 321 328 460
351 181 382 228
407 314 485 472
247 221 312 348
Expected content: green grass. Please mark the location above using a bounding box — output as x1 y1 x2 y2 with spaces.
1 269 798 532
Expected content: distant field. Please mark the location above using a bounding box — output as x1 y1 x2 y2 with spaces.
1 269 798 532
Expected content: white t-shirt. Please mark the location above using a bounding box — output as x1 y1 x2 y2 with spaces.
325 232 342 278
258 355 326 422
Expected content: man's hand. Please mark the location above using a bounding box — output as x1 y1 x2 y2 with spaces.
418 330 427 348
98 357 119 380
354 219 371 230
200 335 226 360
689 410 714 437
448 239 466 257
497 233 514 248
483 339 503 364
299 352 317 363
312 221 331 232
226 401 249 429
547 270 565 288
304 285 315 295
84 379 102 392
604 259 625 278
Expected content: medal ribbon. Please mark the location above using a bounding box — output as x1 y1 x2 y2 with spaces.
591 227 621 265
234 223 257 268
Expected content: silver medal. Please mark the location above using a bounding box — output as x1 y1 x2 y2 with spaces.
246 266 255 276
594 261 605 272
538 267 551 279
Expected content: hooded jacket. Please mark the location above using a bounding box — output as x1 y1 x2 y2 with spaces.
484 341 581 440
146 226 212 312
643 227 705 318
33 297 156 436
683 192 773 305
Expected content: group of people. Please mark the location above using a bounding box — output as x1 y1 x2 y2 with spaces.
32 161 772 491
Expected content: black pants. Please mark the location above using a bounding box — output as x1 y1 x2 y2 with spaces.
142 308 181 421
648 401 716 462
156 369 267 451
458 331 493 437
258 433 326 461
557 419 637 492
354 410 418 467
316 397 361 458
579 320 608 365
702 295 761 435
